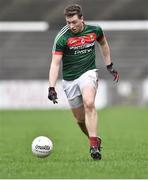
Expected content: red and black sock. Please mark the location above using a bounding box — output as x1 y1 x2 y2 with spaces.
89 137 99 147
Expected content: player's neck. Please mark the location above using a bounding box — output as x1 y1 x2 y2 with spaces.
80 22 85 32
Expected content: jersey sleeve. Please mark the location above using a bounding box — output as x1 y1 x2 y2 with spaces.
52 35 66 55
96 26 104 42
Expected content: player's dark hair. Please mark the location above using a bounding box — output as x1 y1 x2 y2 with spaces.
64 4 83 18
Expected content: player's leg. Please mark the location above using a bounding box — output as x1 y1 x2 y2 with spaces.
79 69 102 160
81 85 97 137
71 104 89 137
81 85 101 160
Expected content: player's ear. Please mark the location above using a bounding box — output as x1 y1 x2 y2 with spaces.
80 16 84 22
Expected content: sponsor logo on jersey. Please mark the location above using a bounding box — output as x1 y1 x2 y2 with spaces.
67 33 96 47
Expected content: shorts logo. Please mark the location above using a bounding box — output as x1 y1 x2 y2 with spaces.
67 33 96 47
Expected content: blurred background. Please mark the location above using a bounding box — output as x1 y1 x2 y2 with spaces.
0 0 148 109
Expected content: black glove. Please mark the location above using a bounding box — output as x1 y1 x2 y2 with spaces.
48 87 58 104
107 62 119 82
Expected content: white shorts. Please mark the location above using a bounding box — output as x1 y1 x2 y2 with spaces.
62 69 99 108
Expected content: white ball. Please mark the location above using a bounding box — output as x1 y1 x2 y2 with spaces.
32 136 53 157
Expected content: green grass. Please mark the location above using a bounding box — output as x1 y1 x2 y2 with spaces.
0 107 148 178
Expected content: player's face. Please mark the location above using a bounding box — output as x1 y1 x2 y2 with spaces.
66 15 84 34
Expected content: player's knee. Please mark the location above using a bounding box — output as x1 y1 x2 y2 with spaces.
84 100 95 111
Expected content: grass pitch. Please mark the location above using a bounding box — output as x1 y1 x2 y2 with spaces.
0 107 148 178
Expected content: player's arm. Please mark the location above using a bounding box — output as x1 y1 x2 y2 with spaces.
97 35 119 82
98 35 111 65
48 54 63 103
49 54 62 87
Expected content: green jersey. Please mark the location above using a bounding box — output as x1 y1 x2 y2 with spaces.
52 24 104 80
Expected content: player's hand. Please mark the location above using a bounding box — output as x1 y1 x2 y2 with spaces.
107 62 119 82
48 87 58 104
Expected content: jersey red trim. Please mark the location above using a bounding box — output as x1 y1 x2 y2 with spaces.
52 51 63 55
